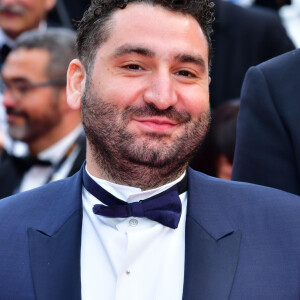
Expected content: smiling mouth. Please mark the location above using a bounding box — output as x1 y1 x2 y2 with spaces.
0 10 24 19
132 117 180 133
6 109 27 123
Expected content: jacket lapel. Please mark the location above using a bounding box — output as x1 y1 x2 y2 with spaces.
28 167 84 300
183 168 242 300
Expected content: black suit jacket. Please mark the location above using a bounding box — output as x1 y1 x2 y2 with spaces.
232 49 300 195
0 131 86 199
210 0 295 108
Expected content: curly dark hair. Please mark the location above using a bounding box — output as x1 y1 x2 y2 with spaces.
77 0 215 74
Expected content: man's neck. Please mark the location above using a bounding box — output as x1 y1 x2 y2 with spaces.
29 124 82 157
85 148 188 191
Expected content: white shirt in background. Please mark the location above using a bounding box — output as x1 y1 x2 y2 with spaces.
280 0 300 48
18 125 83 192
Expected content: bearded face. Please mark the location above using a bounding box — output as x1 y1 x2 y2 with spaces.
77 3 211 188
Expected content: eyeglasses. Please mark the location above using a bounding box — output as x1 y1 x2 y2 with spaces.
1 77 66 100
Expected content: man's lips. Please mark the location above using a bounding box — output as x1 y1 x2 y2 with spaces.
6 111 26 123
132 117 180 133
1 11 21 18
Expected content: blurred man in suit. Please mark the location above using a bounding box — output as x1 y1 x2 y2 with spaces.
210 0 294 108
1 1 300 299
0 0 60 155
0 28 85 199
232 49 300 195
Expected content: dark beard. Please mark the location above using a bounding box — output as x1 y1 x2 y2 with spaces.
82 87 211 189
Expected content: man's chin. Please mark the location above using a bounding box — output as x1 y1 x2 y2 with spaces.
8 128 27 142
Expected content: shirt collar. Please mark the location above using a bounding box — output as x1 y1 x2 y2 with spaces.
37 125 83 164
86 167 186 203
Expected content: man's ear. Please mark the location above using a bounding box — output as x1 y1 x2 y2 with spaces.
67 59 86 110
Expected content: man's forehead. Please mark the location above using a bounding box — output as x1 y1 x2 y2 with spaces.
109 2 200 29
2 48 49 78
97 3 208 61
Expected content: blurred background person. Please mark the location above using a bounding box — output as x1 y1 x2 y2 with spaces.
190 100 240 180
254 0 291 11
232 49 300 195
0 0 60 154
0 28 85 199
210 0 295 108
225 0 291 9
0 0 57 68
47 0 90 29
280 0 300 48
225 0 299 47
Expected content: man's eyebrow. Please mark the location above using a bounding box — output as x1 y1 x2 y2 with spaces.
0 75 28 83
175 54 206 70
113 45 155 58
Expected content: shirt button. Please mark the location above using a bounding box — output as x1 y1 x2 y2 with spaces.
129 218 138 227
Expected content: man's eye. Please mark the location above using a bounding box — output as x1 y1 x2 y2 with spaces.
176 70 196 78
15 83 29 93
124 64 143 71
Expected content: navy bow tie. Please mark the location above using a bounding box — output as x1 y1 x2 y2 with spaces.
82 168 187 229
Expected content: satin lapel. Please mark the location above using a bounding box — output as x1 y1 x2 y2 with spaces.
183 168 242 300
28 209 82 300
27 166 85 300
183 216 241 300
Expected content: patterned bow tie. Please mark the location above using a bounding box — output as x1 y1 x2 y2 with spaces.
82 168 187 229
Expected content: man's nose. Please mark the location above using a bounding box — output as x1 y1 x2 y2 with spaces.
143 71 178 110
2 89 18 108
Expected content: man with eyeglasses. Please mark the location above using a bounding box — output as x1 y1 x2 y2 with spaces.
0 28 85 199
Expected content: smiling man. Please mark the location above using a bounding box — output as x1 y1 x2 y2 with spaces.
1 0 300 299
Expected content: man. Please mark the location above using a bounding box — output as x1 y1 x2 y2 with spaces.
1 1 300 299
210 0 295 107
0 0 56 67
0 28 85 199
0 0 59 153
232 49 300 196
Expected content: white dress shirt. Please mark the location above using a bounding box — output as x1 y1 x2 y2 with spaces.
280 0 300 48
18 125 83 192
81 169 187 300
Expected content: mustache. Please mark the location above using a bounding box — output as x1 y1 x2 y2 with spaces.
0 4 25 15
123 103 192 123
6 108 27 118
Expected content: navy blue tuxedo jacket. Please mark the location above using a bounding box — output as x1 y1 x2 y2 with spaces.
232 49 300 195
1 166 300 299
